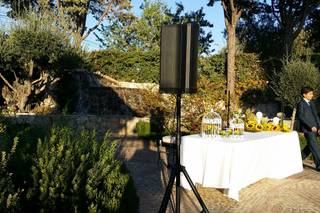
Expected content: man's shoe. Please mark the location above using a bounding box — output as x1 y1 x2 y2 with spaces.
315 166 320 172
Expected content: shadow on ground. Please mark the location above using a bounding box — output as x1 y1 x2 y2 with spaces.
116 137 169 213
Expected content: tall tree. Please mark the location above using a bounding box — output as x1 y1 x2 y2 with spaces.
97 0 171 51
0 0 132 49
269 0 319 58
0 0 40 17
128 0 171 51
0 12 81 112
306 7 320 52
98 0 214 54
237 3 282 57
208 0 254 100
237 0 319 69
95 2 137 50
55 0 133 48
169 2 214 54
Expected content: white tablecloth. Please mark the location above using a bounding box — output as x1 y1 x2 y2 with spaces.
180 131 303 201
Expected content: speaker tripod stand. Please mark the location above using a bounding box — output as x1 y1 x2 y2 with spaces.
159 93 209 213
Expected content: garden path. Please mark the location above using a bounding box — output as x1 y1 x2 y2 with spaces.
116 137 320 213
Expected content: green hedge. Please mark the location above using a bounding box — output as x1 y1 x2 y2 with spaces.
88 48 160 83
88 49 267 100
88 50 269 133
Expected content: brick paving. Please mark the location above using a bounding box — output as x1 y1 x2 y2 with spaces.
116 137 320 213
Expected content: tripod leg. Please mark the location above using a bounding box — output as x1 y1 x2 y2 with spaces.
181 166 209 213
176 168 180 213
159 167 177 213
157 140 161 166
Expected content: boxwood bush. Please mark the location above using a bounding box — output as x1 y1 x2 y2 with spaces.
136 120 152 137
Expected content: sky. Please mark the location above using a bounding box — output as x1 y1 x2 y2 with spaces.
0 1 226 53
0 7 11 25
131 0 226 52
84 0 226 53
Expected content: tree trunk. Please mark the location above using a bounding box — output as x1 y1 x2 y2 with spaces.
25 59 34 77
226 25 236 101
291 107 297 131
283 29 294 59
221 0 240 103
17 80 32 112
1 79 32 112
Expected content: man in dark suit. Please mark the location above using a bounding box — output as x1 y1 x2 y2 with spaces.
297 86 320 171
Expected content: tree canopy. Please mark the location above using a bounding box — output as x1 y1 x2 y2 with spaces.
270 59 320 129
0 12 82 112
237 0 320 58
168 2 214 54
0 0 133 48
97 0 214 54
306 8 320 52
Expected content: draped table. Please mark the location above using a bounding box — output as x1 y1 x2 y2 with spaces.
180 131 303 201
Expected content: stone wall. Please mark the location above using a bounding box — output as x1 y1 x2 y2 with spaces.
3 114 149 138
95 71 159 91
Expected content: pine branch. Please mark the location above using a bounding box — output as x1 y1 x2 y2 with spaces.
82 0 116 42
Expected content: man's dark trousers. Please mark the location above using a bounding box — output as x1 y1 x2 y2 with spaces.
302 132 320 167
298 99 320 169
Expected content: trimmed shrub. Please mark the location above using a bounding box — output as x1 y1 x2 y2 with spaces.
25 127 133 212
0 137 21 212
0 123 139 212
270 59 320 129
270 59 320 109
2 122 48 193
136 120 151 137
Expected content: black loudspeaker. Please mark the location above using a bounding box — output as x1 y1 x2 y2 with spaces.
160 23 199 94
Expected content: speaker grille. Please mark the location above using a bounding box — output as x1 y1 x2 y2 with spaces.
160 25 181 93
160 23 199 94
